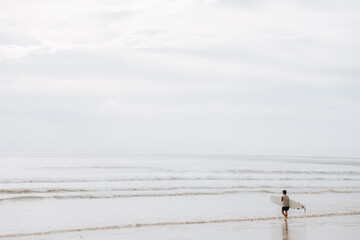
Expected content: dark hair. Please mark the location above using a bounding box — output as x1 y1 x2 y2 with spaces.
283 190 287 194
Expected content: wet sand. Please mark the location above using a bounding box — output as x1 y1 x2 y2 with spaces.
5 214 360 240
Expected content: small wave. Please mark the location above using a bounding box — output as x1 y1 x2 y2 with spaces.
1 186 360 195
33 166 360 176
217 170 360 176
0 187 246 194
44 166 179 172
0 189 90 194
1 211 359 238
0 190 242 201
41 167 360 176
1 176 359 184
2 189 360 202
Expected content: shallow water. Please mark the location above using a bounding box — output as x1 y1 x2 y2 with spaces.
0 153 359 238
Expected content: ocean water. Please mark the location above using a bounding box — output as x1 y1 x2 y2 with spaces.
0 153 359 238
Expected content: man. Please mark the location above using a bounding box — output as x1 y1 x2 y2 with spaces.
281 190 289 220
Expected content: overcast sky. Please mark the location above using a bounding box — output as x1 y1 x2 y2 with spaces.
0 0 359 157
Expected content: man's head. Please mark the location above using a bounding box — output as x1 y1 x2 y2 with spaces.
283 190 287 195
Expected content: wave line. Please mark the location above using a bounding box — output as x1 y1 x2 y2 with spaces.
1 176 359 183
1 211 359 238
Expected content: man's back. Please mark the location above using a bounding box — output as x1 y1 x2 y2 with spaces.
282 195 289 207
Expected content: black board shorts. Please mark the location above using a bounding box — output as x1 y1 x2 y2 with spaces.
282 206 289 211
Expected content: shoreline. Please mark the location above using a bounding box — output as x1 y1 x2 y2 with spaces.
2 210 360 239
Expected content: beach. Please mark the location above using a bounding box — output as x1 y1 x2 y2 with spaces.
0 153 359 239
8 215 359 240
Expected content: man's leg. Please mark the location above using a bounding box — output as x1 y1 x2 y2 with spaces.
284 210 288 219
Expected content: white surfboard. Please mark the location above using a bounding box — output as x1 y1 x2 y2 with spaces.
270 195 306 211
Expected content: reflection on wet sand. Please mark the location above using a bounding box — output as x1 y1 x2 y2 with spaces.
282 220 289 240
280 219 308 240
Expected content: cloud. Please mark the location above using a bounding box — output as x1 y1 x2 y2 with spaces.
0 32 41 46
0 45 47 62
0 0 359 156
97 9 135 20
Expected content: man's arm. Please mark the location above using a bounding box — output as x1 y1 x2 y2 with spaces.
281 196 284 202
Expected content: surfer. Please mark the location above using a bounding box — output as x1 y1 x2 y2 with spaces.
281 190 289 220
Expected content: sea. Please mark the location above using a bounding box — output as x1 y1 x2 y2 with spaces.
0 153 359 239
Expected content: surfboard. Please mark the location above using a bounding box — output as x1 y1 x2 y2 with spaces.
270 195 306 211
